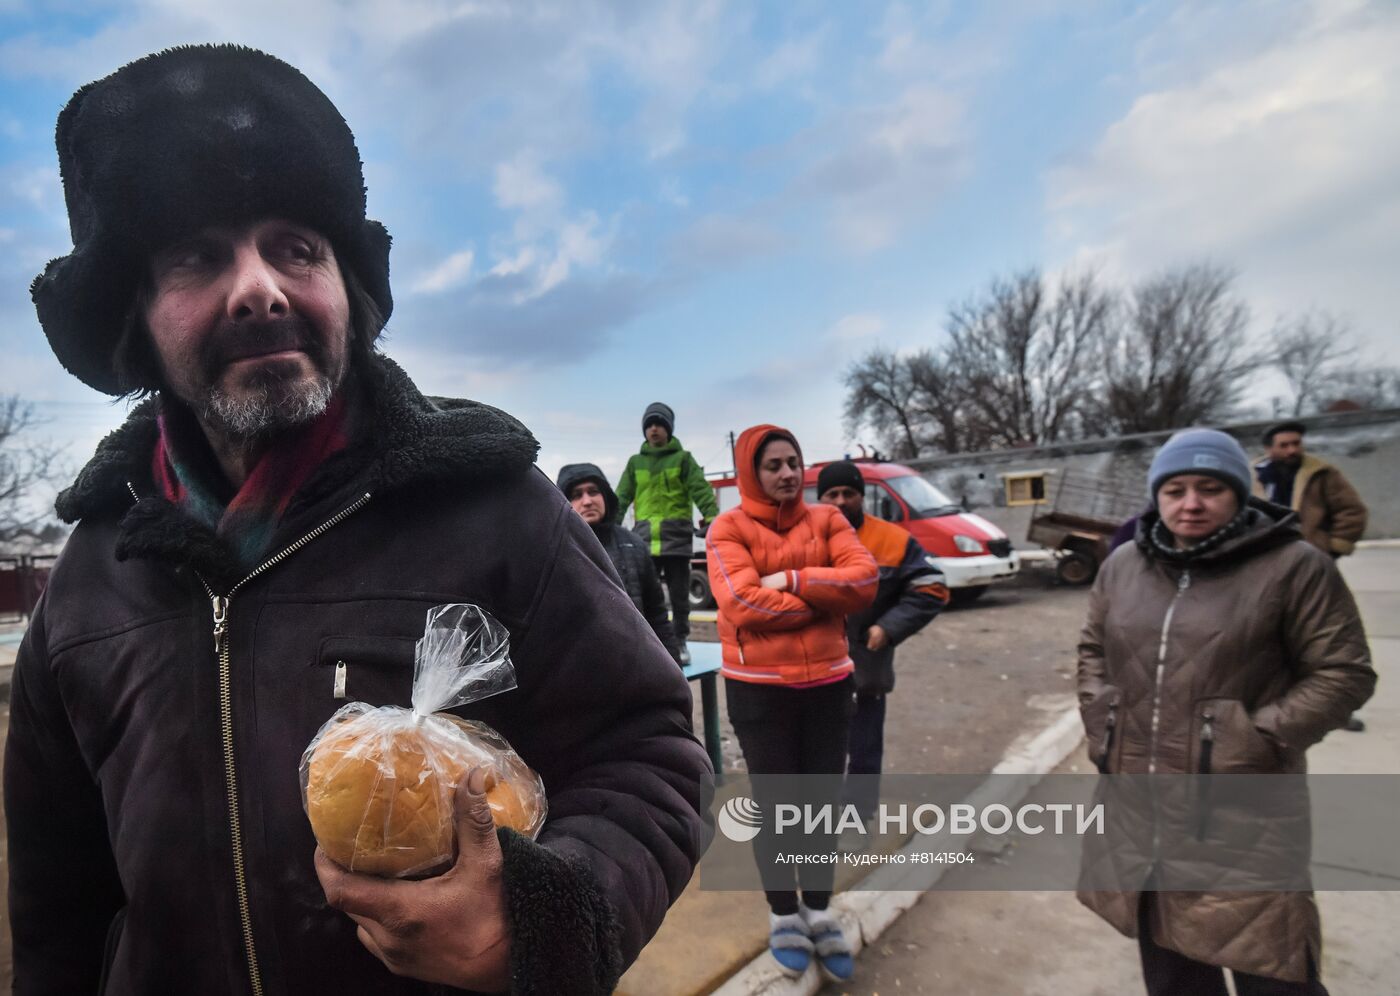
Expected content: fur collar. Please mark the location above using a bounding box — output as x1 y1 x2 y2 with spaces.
55 354 540 587
1250 452 1333 511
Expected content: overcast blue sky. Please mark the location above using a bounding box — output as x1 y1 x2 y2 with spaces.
3 0 1398 488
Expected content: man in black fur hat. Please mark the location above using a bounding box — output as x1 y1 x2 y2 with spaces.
6 45 710 995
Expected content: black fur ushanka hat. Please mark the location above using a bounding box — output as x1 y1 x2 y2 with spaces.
31 44 393 395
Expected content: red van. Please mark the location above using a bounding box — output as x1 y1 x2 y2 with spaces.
689 459 1019 608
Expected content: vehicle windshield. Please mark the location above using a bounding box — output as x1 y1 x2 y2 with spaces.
886 474 961 518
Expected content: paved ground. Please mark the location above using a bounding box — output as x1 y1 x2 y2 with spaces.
827 547 1400 995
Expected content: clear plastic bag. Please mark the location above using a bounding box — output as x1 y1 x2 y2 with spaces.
301 604 547 878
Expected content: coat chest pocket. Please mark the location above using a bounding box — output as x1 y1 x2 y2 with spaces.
316 635 418 708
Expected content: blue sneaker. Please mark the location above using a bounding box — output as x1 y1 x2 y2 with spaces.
768 912 812 977
801 903 854 983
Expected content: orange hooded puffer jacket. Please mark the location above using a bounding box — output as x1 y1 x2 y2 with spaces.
706 424 878 685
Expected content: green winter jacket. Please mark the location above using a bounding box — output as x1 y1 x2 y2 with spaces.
615 436 720 557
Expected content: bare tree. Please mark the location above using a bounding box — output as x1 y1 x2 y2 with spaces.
1 395 65 546
1272 312 1357 415
1319 367 1400 411
943 269 1112 450
905 349 970 454
843 347 928 458
1096 264 1259 434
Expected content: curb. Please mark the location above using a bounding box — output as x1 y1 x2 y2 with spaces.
1357 539 1400 549
710 705 1085 996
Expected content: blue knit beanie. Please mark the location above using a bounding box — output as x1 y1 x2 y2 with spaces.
1147 429 1252 506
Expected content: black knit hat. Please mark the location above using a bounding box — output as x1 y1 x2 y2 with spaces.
642 402 674 436
816 460 865 498
31 44 393 396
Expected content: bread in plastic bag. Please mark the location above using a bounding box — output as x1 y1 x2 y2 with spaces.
301 604 547 877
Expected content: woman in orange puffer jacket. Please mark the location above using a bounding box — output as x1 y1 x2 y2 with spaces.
706 424 877 983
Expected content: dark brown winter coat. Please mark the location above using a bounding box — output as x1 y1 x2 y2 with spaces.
1251 453 1368 556
1075 501 1374 983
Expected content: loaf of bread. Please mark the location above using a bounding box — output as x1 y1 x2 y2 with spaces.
305 708 546 877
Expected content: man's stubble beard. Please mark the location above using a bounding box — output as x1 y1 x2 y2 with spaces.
202 363 337 441
181 314 348 444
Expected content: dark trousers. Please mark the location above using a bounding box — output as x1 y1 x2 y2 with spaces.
1137 894 1327 996
844 692 886 819
726 676 854 915
653 555 691 645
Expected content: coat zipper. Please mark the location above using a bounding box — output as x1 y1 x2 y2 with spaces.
1147 569 1191 775
130 482 372 996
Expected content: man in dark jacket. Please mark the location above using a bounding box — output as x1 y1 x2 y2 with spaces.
6 45 710 996
558 463 681 664
817 462 948 820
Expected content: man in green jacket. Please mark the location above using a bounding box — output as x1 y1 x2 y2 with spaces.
616 402 720 664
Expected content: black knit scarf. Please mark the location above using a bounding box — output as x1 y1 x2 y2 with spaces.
1149 506 1254 563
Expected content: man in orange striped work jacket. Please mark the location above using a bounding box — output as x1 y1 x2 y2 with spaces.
818 460 949 821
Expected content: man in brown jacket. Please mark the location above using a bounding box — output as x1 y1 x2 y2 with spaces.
1253 421 1371 730
1252 421 1368 557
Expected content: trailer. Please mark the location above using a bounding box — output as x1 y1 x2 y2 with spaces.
1027 469 1142 585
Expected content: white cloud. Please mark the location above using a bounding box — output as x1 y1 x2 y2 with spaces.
411 248 475 294
797 83 967 252
8 165 59 213
493 154 563 212
537 214 604 295
490 247 537 278
1047 0 1400 361
826 313 885 342
668 214 784 269
753 27 826 90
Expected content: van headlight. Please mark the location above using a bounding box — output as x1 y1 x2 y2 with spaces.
953 534 983 554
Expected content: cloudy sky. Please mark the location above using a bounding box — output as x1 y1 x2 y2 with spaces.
2 0 1398 490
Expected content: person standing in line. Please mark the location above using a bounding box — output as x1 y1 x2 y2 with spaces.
558 462 682 665
615 402 720 664
5 45 710 995
816 461 948 822
1077 428 1374 996
1252 421 1368 559
707 425 877 983
1253 420 1370 731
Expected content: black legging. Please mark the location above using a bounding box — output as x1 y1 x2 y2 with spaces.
725 676 853 915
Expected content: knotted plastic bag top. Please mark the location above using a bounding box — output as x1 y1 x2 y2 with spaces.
411 603 515 717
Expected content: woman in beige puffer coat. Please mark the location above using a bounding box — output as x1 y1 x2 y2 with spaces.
1076 429 1374 995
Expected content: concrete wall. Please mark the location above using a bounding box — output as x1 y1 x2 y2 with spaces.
903 408 1400 548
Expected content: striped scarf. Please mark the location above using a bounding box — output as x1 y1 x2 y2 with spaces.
151 395 352 570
